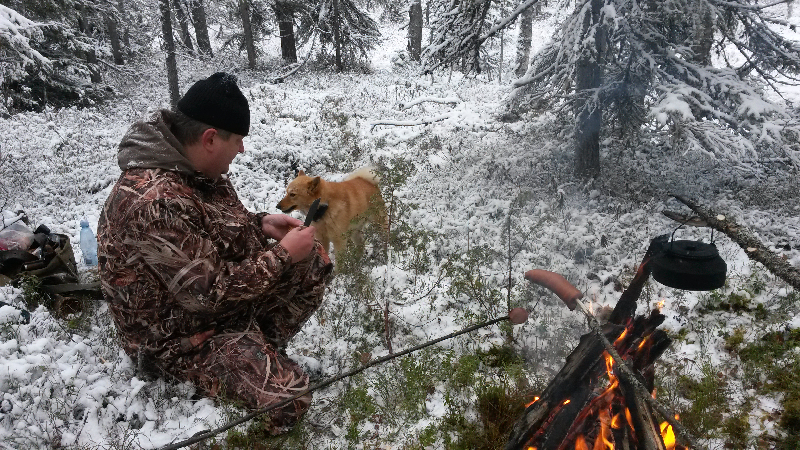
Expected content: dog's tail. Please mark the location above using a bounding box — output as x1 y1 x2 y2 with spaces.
344 166 380 185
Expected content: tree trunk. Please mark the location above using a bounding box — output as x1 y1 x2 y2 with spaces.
159 0 181 108
514 0 533 78
239 0 257 69
78 5 93 34
332 0 343 72
105 13 125 65
574 0 604 179
426 0 432 44
690 3 713 65
172 0 195 54
189 0 213 57
275 1 297 63
86 50 102 83
408 0 423 61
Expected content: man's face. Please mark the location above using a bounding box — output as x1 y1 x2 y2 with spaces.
209 131 245 178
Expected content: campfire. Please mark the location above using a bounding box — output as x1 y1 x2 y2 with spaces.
507 257 690 450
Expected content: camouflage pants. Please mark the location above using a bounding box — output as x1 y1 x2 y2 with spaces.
179 244 332 434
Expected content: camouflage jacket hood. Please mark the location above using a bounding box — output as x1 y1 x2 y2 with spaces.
97 113 333 368
117 109 196 175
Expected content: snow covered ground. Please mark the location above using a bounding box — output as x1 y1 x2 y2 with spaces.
1 8 800 450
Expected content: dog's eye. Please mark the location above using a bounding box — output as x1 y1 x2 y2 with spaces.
289 193 295 197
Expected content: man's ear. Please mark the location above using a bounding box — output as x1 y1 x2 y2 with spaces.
200 128 218 150
309 176 321 192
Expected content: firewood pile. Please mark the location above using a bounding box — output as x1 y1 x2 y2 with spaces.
506 262 687 450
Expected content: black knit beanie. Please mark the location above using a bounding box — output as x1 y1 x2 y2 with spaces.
177 72 250 136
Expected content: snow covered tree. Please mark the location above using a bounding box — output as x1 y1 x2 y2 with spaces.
274 0 299 63
0 2 112 113
298 0 381 71
216 0 277 67
239 0 258 68
512 0 800 177
188 0 213 57
513 0 534 78
422 0 539 74
172 0 196 54
424 0 494 73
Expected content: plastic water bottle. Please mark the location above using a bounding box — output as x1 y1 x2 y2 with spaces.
80 219 98 266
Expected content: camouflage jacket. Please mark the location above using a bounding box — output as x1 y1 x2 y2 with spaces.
98 110 307 368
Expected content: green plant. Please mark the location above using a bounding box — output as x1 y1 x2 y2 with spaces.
675 362 728 436
318 96 360 169
723 327 746 353
438 383 527 450
722 409 751 449
445 245 504 322
16 273 50 311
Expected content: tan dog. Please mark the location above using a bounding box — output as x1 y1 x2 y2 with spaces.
277 167 387 257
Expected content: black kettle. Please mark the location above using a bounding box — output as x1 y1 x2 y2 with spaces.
648 233 727 291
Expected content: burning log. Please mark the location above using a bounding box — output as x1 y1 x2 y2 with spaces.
506 264 688 450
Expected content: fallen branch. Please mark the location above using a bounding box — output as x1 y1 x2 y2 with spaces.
398 96 460 110
670 194 800 291
370 113 451 130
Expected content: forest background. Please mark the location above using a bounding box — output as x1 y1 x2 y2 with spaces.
1 0 800 449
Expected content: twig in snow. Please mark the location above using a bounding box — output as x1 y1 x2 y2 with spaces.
398 96 460 110
370 113 451 130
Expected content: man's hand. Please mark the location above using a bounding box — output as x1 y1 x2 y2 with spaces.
280 226 316 262
261 214 303 241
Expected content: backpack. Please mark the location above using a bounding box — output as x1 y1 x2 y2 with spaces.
0 220 101 323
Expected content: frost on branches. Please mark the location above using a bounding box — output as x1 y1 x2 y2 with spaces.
0 5 52 77
511 0 800 168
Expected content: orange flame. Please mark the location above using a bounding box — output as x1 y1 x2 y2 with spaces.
660 421 676 450
603 352 620 392
526 396 540 408
656 299 666 310
611 413 622 429
613 328 628 346
563 399 571 406
625 408 634 430
605 352 614 373
593 409 614 450
575 435 589 450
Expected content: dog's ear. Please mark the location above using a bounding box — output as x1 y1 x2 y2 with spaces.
297 170 305 176
309 176 321 192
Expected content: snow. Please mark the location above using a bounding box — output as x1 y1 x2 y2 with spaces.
0 3 799 450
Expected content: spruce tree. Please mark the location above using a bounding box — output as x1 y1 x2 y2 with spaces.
512 0 800 176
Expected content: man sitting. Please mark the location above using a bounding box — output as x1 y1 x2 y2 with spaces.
98 72 333 434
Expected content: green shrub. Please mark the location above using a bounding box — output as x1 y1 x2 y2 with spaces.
676 363 728 435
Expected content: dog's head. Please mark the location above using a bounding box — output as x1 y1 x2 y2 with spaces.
276 170 321 214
